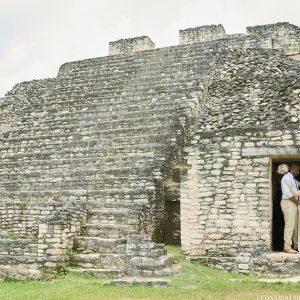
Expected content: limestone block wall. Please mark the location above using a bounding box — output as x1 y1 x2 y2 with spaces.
179 24 225 44
0 201 86 279
178 22 300 57
38 202 87 271
0 201 66 238
181 48 300 274
247 22 299 36
109 36 155 55
0 239 40 280
246 22 300 55
181 128 300 273
0 78 56 130
0 239 38 256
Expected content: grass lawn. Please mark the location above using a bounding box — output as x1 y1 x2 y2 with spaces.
1 246 300 300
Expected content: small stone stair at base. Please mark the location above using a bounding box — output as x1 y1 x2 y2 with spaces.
69 206 132 278
111 277 171 287
69 268 124 279
126 235 173 277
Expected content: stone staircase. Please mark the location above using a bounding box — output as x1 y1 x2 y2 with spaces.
70 204 131 278
0 40 216 279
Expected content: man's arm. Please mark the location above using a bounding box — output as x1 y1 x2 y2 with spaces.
282 176 295 198
288 196 300 205
285 179 300 197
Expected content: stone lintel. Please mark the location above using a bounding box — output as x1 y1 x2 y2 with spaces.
242 147 300 157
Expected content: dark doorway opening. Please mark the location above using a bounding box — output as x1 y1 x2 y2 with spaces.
271 156 300 251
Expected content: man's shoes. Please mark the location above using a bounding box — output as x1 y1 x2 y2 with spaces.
284 247 298 254
293 247 299 252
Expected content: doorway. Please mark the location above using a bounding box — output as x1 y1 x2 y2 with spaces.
271 156 300 251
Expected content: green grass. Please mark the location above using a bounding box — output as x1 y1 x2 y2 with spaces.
1 247 300 300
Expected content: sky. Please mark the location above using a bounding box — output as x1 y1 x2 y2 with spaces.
0 0 299 97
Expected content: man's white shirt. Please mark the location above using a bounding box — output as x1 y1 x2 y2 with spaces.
281 172 299 199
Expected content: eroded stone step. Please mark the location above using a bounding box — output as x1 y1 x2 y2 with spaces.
111 277 171 287
0 153 159 168
72 253 127 270
128 268 173 277
0 165 157 180
18 92 192 117
70 268 124 278
88 202 145 211
14 106 182 129
74 237 127 254
0 142 169 160
8 112 180 136
81 224 136 239
88 209 133 225
2 123 177 144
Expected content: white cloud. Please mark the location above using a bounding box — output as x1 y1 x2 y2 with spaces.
0 0 299 97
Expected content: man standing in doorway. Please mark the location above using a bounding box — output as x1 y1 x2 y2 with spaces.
281 163 300 254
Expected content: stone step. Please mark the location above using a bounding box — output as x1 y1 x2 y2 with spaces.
0 165 157 180
0 139 173 154
0 170 159 192
2 123 177 144
58 63 204 83
5 118 178 143
59 65 208 84
0 152 160 168
88 209 132 224
129 255 173 271
0 161 159 177
0 134 173 154
37 81 200 100
59 55 209 80
59 61 207 82
18 99 191 127
74 237 127 254
72 253 127 270
18 91 193 116
58 43 211 73
0 181 155 193
69 268 124 278
0 182 151 193
8 111 180 135
13 101 189 126
111 277 170 287
50 81 198 95
88 202 145 211
0 188 151 202
0 142 169 159
56 70 204 87
128 268 173 277
81 224 136 239
0 173 153 186
0 132 174 152
13 106 182 129
53 68 204 85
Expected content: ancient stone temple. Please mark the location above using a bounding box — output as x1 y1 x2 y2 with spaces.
0 22 299 279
